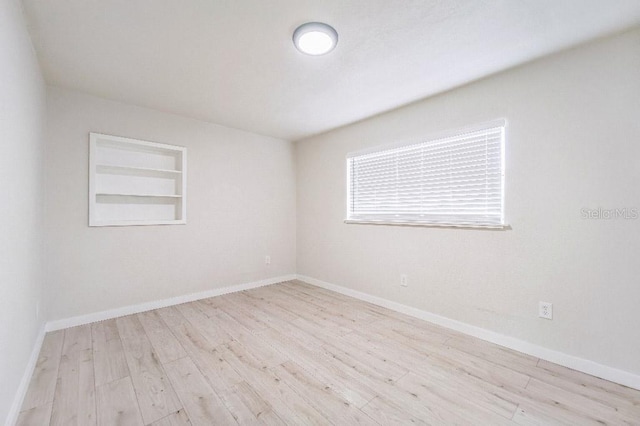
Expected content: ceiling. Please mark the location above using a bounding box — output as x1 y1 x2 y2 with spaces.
22 0 640 141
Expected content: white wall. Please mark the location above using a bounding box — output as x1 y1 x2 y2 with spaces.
44 87 296 321
0 0 46 424
296 28 640 375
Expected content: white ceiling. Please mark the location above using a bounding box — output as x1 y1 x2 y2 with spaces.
22 0 640 141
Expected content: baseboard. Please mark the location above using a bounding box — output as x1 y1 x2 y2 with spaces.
5 326 46 426
296 274 640 391
45 274 297 332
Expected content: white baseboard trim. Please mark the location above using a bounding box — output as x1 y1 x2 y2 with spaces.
45 274 297 332
296 274 640 391
5 325 46 426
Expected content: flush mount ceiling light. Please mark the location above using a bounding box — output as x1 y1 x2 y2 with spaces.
293 22 338 56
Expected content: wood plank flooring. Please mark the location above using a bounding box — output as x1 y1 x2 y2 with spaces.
18 280 640 425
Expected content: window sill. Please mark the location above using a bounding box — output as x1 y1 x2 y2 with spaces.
344 219 510 230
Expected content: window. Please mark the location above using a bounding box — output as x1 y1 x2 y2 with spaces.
346 121 505 228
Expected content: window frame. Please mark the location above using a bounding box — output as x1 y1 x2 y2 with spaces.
345 120 507 229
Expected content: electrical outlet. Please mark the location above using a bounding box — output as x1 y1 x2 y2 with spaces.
539 301 553 320
400 274 408 287
265 255 271 265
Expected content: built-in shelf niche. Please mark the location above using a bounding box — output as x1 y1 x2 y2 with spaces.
89 133 187 226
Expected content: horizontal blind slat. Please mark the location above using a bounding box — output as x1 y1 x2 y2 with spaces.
353 143 501 169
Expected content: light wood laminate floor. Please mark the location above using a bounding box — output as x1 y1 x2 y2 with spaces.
18 280 640 425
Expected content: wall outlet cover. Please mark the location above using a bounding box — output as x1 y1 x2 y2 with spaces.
539 301 553 320
400 274 408 287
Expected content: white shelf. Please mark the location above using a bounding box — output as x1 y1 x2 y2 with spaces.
96 193 182 198
89 133 187 227
90 219 187 227
96 164 182 177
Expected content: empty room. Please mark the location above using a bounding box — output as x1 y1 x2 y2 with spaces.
2 0 640 424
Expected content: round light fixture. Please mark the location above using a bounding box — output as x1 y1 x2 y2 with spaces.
293 22 338 56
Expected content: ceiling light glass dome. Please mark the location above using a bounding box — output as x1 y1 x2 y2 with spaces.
293 22 338 56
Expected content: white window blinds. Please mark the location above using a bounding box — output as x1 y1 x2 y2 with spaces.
346 122 505 227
